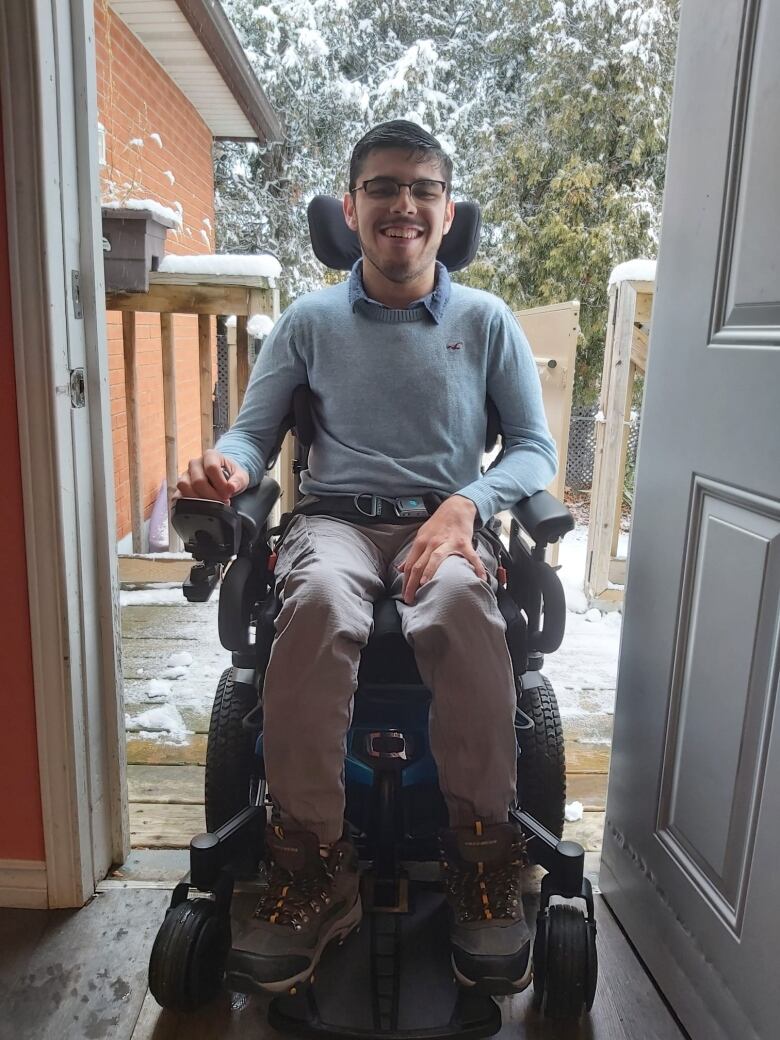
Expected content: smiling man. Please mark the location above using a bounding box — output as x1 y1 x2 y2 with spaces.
177 121 557 995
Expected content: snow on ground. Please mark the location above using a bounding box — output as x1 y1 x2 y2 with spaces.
124 704 188 743
543 524 623 715
123 523 623 742
120 587 194 606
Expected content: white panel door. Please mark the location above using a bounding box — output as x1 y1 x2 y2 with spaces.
600 2 780 1038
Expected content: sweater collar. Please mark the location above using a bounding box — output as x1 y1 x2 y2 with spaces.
347 259 451 325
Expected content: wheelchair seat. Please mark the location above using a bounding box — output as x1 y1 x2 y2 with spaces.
358 597 424 688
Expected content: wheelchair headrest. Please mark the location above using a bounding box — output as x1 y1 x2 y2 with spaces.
307 196 481 272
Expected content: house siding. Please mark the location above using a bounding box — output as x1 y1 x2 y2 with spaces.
95 1 217 541
0 102 46 862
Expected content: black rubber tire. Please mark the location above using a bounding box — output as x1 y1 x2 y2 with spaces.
517 675 566 839
205 668 257 831
148 899 230 1012
537 904 589 1020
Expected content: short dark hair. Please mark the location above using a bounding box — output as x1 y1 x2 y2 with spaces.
349 120 453 193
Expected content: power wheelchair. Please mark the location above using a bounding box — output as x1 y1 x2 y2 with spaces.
147 197 598 1035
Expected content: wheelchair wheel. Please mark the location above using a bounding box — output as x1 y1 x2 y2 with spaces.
517 675 566 839
148 899 230 1012
205 668 257 831
532 903 596 1019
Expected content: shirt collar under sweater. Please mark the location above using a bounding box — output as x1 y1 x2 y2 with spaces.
347 259 450 325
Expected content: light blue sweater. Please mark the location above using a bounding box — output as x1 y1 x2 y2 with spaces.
217 265 557 524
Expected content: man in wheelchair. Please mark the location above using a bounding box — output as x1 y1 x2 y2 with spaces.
177 121 558 998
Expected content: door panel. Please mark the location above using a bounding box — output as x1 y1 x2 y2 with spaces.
600 1 780 1037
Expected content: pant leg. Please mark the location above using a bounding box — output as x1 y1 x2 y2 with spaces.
263 516 385 844
391 533 517 827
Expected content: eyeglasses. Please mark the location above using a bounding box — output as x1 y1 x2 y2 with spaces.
351 177 448 202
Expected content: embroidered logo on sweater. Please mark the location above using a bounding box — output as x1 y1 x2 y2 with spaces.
446 341 464 351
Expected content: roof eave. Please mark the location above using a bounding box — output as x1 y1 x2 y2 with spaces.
174 0 283 144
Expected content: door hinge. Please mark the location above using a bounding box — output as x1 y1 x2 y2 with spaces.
71 269 83 319
70 368 86 408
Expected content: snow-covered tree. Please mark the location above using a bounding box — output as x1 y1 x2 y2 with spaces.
460 0 679 400
217 0 679 400
217 0 537 296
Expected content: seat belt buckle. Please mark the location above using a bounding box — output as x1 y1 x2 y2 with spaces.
394 496 429 519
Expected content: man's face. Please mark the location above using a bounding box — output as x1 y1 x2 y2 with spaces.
343 147 455 287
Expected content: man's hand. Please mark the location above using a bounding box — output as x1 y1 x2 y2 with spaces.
398 495 487 605
175 449 249 505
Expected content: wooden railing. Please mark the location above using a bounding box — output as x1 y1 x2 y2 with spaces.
106 271 280 564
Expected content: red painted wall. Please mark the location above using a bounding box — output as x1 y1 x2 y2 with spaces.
0 104 46 862
95 2 217 540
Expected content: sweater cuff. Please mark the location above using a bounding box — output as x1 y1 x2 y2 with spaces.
454 484 494 528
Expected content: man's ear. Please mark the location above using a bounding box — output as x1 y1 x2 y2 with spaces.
343 192 358 231
442 198 455 236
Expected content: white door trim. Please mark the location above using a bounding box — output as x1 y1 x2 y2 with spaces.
0 0 128 908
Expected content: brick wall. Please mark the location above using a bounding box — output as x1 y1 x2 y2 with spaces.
95 0 217 542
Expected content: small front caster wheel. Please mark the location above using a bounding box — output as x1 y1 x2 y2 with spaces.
532 903 597 1019
149 898 231 1011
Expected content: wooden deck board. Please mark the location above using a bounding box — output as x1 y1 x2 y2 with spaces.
566 772 608 810
130 803 207 848
127 734 208 766
127 764 205 804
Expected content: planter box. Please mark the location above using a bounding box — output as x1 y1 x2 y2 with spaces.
101 207 177 292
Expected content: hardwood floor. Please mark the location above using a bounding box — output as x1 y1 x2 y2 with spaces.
0 892 687 1040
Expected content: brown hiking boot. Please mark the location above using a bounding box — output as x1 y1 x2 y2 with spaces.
228 825 362 993
441 820 532 994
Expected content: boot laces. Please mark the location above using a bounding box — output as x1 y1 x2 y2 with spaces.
442 837 527 923
254 849 344 930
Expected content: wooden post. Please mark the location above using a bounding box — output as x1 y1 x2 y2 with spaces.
198 314 213 452
227 322 238 425
160 313 182 552
586 282 637 605
611 359 636 559
122 310 145 553
236 315 250 410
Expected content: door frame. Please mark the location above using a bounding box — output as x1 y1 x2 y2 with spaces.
0 0 128 907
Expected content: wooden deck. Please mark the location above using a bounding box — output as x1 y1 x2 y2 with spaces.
122 598 613 853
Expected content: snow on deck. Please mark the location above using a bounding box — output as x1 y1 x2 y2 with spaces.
122 523 620 747
157 253 282 279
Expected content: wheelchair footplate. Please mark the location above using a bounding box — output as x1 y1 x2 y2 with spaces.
228 872 502 1040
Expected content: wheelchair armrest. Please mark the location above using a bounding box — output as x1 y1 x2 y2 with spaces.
232 477 281 552
510 490 574 545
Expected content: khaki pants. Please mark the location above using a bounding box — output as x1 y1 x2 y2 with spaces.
262 516 518 844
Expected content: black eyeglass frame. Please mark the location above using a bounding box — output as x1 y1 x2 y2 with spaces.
350 176 449 201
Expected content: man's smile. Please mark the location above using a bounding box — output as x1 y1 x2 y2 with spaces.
380 225 424 240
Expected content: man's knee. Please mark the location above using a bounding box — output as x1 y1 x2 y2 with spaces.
277 558 373 643
404 555 503 644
